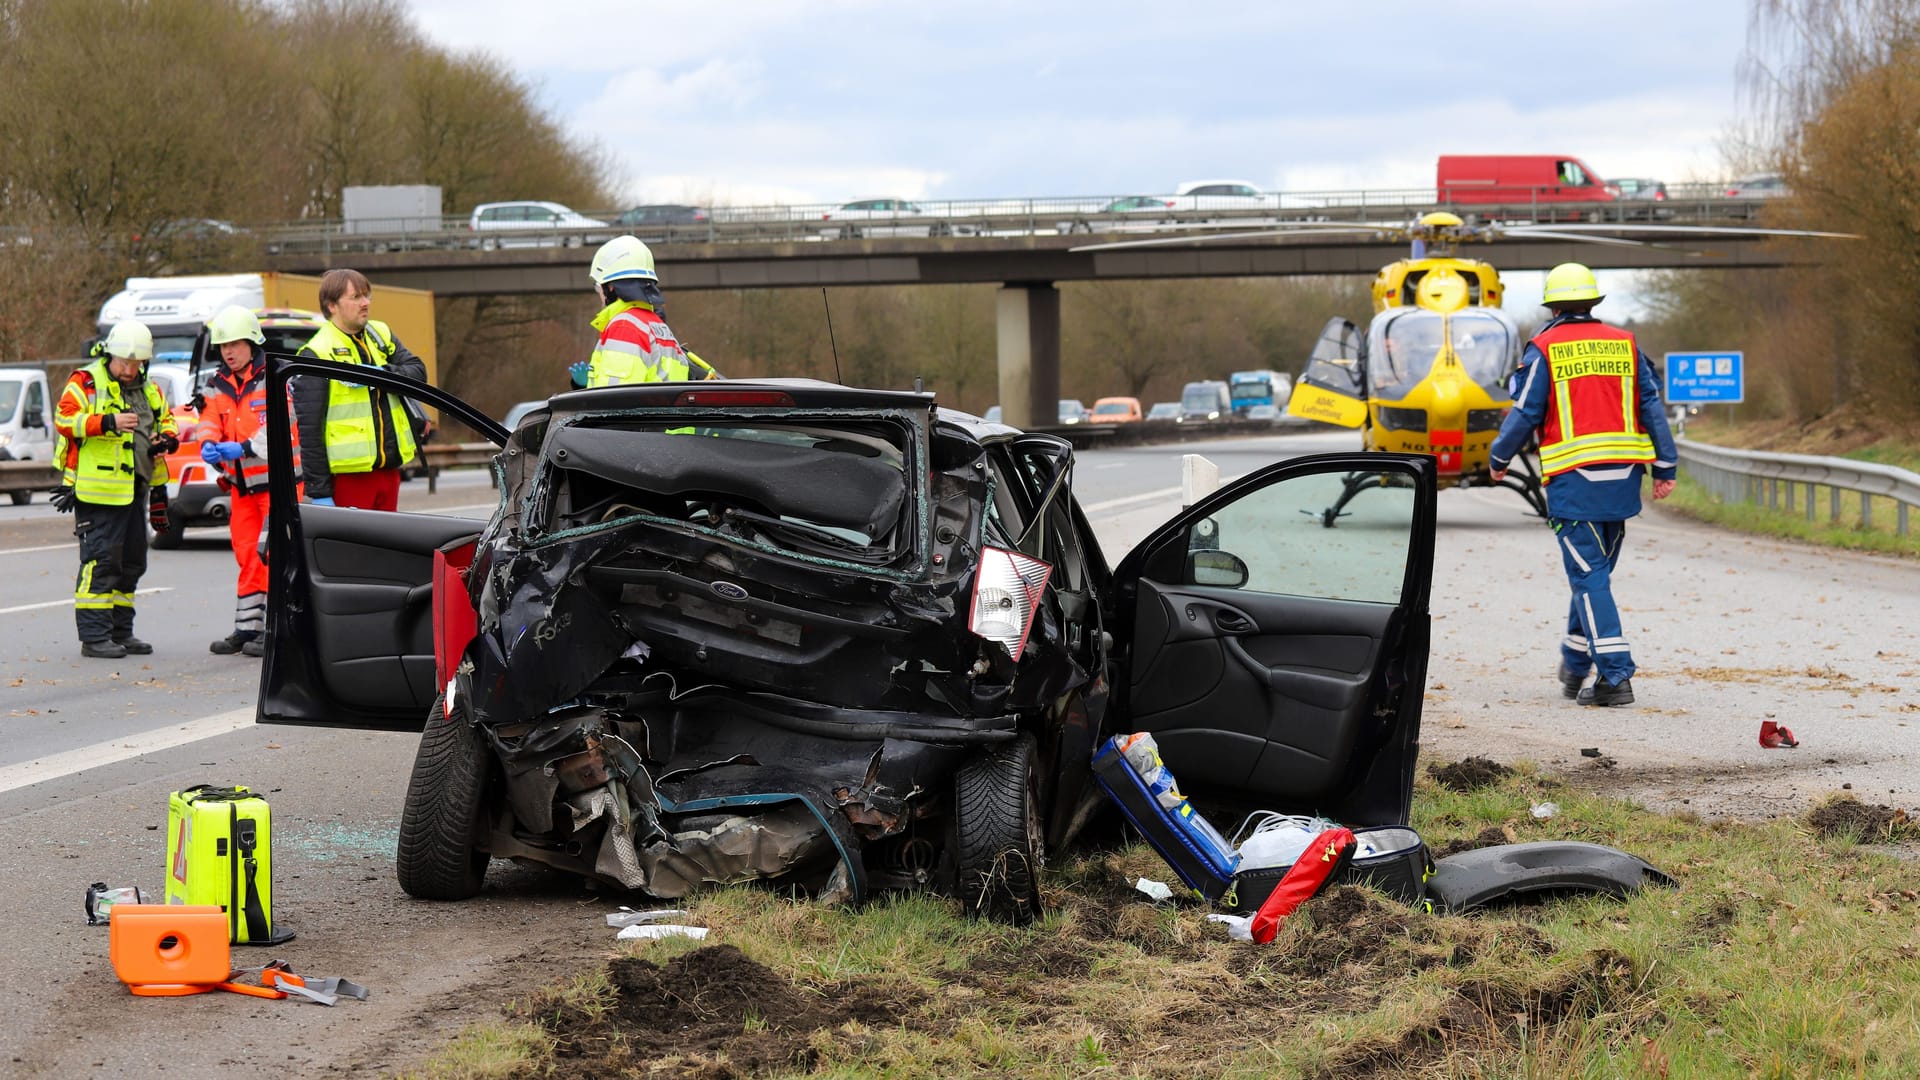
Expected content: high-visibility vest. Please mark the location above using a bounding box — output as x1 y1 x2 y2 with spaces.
300 319 416 474
196 360 283 493
1530 321 1655 478
54 360 176 506
585 301 692 387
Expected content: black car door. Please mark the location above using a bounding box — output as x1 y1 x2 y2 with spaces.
258 355 509 732
1108 453 1436 827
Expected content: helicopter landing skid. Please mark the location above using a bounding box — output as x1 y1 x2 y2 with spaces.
1310 470 1414 528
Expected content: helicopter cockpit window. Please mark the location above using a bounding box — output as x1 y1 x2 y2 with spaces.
1367 310 1448 400
1448 310 1522 397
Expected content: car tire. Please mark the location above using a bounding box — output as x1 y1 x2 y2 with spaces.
397 692 492 901
149 507 183 550
953 732 1045 923
10 490 29 506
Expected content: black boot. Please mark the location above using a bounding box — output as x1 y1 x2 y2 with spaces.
114 636 153 655
1577 677 1634 707
210 632 253 655
241 636 266 658
81 640 128 660
1557 663 1587 700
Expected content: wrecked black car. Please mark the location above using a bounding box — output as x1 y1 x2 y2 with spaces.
259 361 1437 920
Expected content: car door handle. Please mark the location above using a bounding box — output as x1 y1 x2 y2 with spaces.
1215 611 1254 634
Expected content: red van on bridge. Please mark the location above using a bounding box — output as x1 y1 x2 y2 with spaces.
1436 155 1617 207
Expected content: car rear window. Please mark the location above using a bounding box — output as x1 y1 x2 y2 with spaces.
536 418 919 565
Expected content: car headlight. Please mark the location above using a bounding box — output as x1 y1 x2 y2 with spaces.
1208 411 1220 420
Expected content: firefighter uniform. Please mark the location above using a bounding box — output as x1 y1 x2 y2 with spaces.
1490 300 1677 702
54 342 178 657
579 235 720 389
293 317 425 510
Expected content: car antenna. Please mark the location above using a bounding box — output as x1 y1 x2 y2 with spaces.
821 288 844 385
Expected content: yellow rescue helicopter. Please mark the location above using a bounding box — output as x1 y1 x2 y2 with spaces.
1073 209 1855 526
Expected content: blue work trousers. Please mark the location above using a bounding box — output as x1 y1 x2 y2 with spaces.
1553 518 1634 685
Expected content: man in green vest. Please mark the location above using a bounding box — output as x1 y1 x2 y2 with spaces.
52 321 180 658
293 269 428 510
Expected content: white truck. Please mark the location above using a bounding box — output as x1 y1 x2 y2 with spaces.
0 364 57 504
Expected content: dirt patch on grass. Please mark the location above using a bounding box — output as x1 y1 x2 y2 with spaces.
541 944 932 1079
1309 947 1644 1079
1427 756 1514 792
1432 826 1513 859
1806 795 1919 842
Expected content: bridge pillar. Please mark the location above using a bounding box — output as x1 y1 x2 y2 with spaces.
995 283 1059 429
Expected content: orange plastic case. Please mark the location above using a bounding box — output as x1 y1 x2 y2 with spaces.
109 904 229 993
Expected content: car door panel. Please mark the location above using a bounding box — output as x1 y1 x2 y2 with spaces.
260 356 509 732
302 512 477 709
1111 453 1436 826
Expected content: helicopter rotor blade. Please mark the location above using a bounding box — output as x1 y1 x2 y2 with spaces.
1501 223 1860 240
1497 230 1673 250
1068 225 1396 253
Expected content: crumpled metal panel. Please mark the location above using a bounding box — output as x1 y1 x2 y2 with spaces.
637 804 837 898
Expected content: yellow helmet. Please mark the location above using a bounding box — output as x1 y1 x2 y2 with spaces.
588 235 659 286
207 305 265 346
103 321 154 361
1542 262 1602 305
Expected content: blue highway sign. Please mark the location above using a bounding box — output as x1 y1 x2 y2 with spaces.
1664 351 1744 404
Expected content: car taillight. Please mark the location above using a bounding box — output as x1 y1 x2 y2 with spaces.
969 546 1051 661
672 389 796 406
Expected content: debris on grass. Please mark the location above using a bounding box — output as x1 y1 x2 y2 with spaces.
1427 756 1514 792
1805 795 1918 842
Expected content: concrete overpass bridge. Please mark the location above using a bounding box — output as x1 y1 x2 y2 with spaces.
260 196 1820 427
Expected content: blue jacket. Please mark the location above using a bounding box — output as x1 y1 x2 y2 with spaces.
1489 313 1678 522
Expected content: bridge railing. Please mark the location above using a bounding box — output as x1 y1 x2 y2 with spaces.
1676 438 1919 538
239 186 1786 257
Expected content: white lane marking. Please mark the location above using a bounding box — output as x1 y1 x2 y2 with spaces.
0 705 254 794
0 586 172 616
0 543 72 557
1082 473 1247 517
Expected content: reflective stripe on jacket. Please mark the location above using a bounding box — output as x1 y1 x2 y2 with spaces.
195 357 285 493
54 360 177 506
1530 321 1654 478
586 300 691 387
299 319 417 475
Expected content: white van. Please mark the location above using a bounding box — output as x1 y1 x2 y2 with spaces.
0 365 57 505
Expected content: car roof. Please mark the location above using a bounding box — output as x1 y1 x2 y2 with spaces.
1174 178 1264 192
474 200 572 211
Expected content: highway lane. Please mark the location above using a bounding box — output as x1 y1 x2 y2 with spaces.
1 435 1916 1074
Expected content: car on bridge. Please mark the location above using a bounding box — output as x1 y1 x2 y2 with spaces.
1057 195 1179 234
258 364 1440 921
614 204 711 241
1170 179 1275 214
821 198 974 239
1724 174 1790 199
469 200 609 249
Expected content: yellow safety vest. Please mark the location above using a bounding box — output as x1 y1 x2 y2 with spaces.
62 360 174 506
301 319 417 474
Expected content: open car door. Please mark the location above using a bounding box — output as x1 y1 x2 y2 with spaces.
259 355 509 732
1109 452 1436 827
1286 316 1368 428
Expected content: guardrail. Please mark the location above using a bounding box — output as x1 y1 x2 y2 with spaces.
213 186 1785 257
0 442 503 501
1676 437 1919 537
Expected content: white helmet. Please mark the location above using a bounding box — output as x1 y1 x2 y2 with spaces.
588 235 659 286
103 321 154 361
207 305 265 346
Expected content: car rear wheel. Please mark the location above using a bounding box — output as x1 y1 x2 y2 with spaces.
397 692 492 900
953 732 1045 923
9 490 29 506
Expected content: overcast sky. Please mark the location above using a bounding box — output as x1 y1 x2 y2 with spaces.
406 0 1754 207
403 0 1758 312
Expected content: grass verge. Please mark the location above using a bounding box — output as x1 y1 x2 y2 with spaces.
398 770 1920 1079
1663 474 1920 559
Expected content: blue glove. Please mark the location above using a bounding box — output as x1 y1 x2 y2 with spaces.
201 441 224 465
568 360 591 389
309 496 334 507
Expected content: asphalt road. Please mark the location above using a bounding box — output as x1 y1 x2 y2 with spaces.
2 430 1916 1075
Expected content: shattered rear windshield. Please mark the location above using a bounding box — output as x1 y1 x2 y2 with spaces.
533 418 919 565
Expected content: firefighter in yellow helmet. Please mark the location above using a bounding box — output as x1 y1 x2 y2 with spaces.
52 321 180 659
1488 264 1678 707
197 306 278 657
571 235 721 389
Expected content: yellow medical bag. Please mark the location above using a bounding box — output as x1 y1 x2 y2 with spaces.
164 785 294 945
